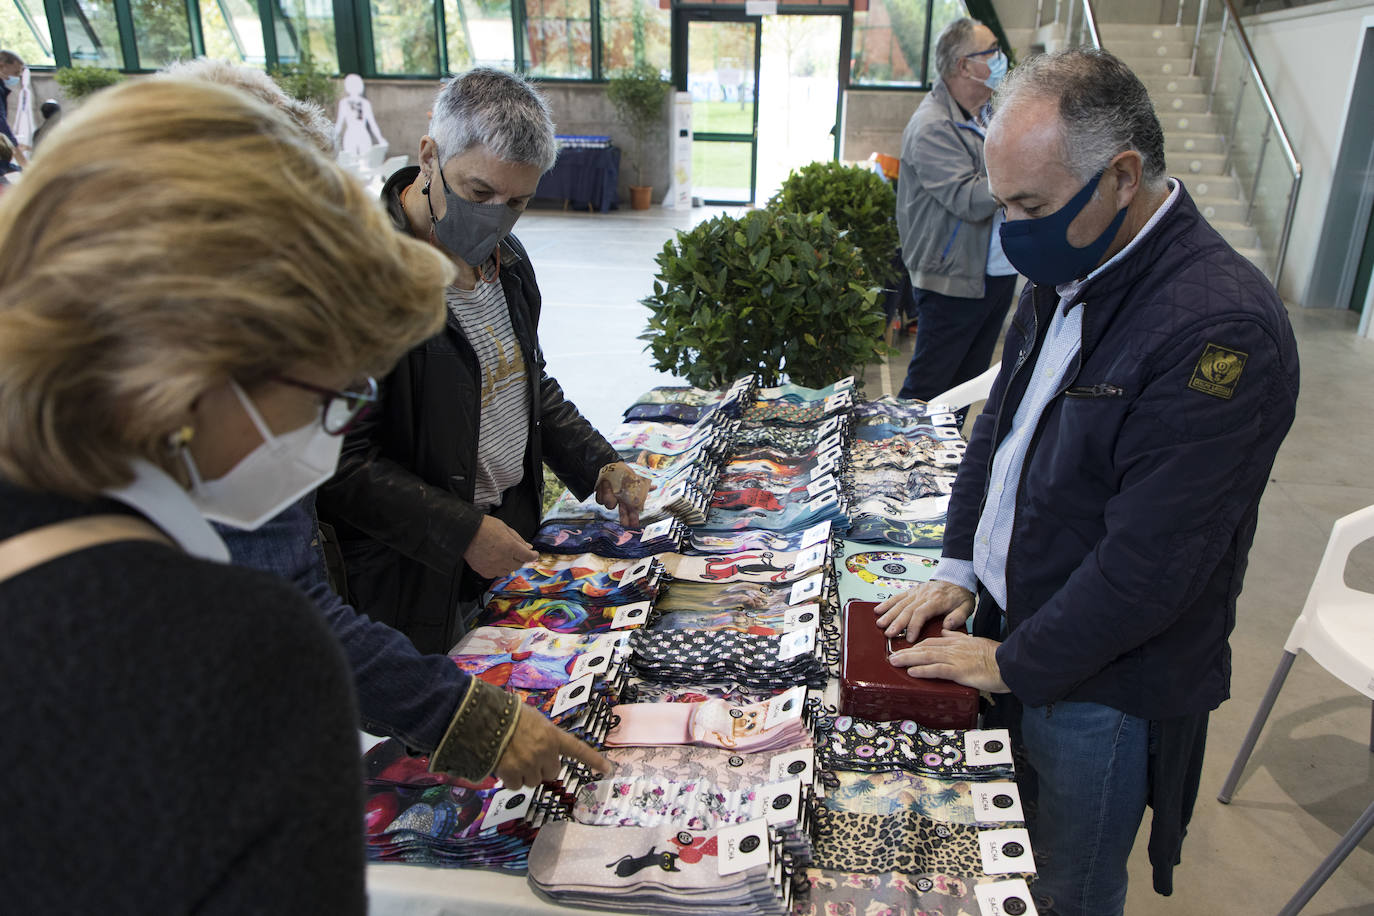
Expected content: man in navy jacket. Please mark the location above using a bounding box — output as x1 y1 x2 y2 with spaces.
876 50 1299 915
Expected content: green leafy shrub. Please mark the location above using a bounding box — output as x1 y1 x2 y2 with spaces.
642 208 889 389
769 160 900 290
270 60 338 111
53 65 123 101
606 64 670 187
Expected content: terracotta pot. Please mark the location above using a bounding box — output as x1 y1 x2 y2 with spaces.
629 185 652 210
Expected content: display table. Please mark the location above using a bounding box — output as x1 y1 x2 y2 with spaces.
368 864 621 916
534 146 620 213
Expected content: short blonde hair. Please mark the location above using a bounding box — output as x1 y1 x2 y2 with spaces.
158 58 336 153
0 78 451 498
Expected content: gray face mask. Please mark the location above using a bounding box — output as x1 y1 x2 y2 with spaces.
426 163 521 268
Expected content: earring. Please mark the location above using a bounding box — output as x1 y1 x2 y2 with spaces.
421 179 430 195
167 425 194 451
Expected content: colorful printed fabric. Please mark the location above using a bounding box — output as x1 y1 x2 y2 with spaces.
817 716 1013 781
627 628 827 691
732 426 831 455
448 627 605 691
845 516 946 549
601 744 785 785
605 697 810 754
851 396 951 423
487 553 657 604
474 596 620 633
573 773 773 830
532 520 682 558
813 811 983 876
655 580 812 616
631 387 731 408
823 771 975 823
664 550 813 585
797 870 989 916
685 529 821 555
626 681 779 706
653 609 786 635
624 403 713 424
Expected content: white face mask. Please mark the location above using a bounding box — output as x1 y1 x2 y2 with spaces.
182 380 342 530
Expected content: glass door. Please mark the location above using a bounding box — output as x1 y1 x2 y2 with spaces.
685 15 760 205
754 13 842 203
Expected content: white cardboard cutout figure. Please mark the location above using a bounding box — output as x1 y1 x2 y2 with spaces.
335 73 386 156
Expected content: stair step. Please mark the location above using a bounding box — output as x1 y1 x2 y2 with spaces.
1117 56 1199 79
1158 111 1221 134
1098 23 1194 43
1153 92 1211 114
1179 173 1239 198
1210 220 1260 251
1105 38 1196 60
1166 132 1226 155
1194 196 1250 223
1172 151 1229 176
1140 73 1207 97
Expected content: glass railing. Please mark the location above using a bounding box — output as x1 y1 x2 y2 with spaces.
1191 0 1302 286
1033 0 1103 50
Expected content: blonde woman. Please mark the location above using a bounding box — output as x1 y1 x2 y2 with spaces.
0 79 450 911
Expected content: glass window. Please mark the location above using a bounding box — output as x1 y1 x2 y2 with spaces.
276 0 339 72
196 0 264 64
2 0 57 67
522 0 591 80
370 0 440 75
599 0 669 77
61 0 121 67
926 0 966 83
129 0 194 68
445 0 515 71
850 0 923 86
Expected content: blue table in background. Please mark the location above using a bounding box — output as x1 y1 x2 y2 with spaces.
534 146 620 213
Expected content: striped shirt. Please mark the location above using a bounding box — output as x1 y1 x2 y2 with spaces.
447 279 530 511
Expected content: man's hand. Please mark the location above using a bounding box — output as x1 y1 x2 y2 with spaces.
464 515 538 578
874 580 975 643
494 704 613 789
887 633 1009 694
594 462 651 528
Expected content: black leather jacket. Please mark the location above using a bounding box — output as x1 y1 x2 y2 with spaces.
317 166 621 654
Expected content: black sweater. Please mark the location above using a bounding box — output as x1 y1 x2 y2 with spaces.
0 480 366 913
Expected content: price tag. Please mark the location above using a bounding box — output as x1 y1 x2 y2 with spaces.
776 625 816 662
810 455 838 479
782 605 820 630
833 376 855 391
799 521 831 548
965 729 1015 767
640 518 676 542
791 543 826 576
479 787 535 831
661 481 686 503
768 748 815 783
975 879 1039 916
610 601 651 629
619 557 656 586
569 647 614 680
935 449 965 465
818 432 844 453
760 778 803 826
970 783 1025 824
788 573 824 605
822 392 852 413
716 819 771 876
930 412 958 426
805 475 836 499
934 426 963 440
549 673 596 718
763 685 808 729
978 828 1036 876
806 490 839 512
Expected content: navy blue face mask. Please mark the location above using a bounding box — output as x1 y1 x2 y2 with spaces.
998 169 1128 287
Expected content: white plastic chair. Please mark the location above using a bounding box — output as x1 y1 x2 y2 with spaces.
928 361 1000 412
363 142 389 170
1217 503 1374 916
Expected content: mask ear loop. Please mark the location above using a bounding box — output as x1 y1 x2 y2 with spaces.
229 379 285 450
479 246 501 284
423 168 504 282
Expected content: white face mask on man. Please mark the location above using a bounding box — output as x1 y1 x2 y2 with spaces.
182 380 342 530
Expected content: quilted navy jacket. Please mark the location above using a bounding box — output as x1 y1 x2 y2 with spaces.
950 182 1300 719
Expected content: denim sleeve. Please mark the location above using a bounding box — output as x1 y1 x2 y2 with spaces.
218 496 465 753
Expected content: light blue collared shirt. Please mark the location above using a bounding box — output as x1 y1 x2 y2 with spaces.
933 179 1182 607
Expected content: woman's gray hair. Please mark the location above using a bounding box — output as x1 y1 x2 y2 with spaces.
992 48 1167 187
158 58 335 154
429 67 557 172
933 18 977 81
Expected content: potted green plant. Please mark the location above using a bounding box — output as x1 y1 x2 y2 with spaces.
606 64 670 210
769 160 900 290
269 56 339 111
53 64 123 102
641 208 890 387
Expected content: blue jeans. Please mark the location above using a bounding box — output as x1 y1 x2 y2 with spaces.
898 274 1017 403
1020 700 1150 916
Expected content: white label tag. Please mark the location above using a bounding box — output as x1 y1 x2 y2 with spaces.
568 647 614 680
834 376 855 391
640 518 675 542
788 573 824 605
768 748 815 783
823 392 852 413
549 673 596 718
799 521 831 548
717 819 771 876
978 828 1036 875
818 432 843 453
782 605 821 630
964 729 1015 767
760 778 803 826
610 601 651 629
806 490 839 512
479 787 535 831
805 475 836 499
763 686 808 729
934 426 963 440
619 557 656 586
975 880 1039 916
810 456 838 479
661 481 686 502
970 783 1025 824
776 625 816 661
930 412 958 426
791 544 826 576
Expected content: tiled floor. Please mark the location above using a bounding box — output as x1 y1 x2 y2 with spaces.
517 203 1374 914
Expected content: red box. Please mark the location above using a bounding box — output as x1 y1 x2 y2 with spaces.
839 599 979 729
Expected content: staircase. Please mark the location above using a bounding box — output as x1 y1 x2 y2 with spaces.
1096 22 1268 272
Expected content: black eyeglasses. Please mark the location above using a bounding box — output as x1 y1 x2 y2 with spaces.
964 45 1003 60
273 375 379 436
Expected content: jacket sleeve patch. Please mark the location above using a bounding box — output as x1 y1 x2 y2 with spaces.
1187 342 1249 399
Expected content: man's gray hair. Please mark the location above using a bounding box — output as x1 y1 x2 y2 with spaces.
0 50 23 68
429 67 557 172
992 48 1167 187
933 18 977 81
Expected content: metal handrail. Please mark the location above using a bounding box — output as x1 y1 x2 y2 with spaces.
1079 0 1102 49
1213 0 1301 180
